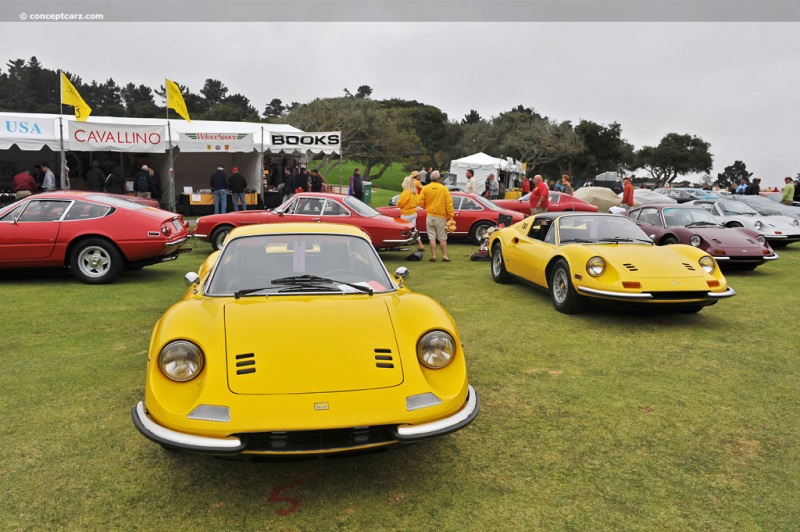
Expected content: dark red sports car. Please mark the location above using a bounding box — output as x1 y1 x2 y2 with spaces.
628 204 778 270
0 191 191 283
193 192 418 251
377 192 525 244
493 191 599 216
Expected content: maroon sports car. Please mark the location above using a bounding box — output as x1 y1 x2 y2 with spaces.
377 192 525 244
0 191 191 283
628 204 778 270
493 191 599 216
193 192 418 251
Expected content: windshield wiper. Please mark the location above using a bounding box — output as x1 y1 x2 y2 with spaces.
598 237 652 243
686 221 718 227
560 238 596 244
271 274 374 295
234 287 274 298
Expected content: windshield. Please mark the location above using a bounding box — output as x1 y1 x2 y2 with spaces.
557 214 651 244
206 232 394 296
343 196 381 217
475 195 502 211
718 201 758 216
662 208 717 226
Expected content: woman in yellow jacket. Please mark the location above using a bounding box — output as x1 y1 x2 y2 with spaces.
398 175 426 259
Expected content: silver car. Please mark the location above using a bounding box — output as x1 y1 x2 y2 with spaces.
688 199 800 247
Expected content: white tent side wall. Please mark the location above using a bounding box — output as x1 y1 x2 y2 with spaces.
449 152 503 193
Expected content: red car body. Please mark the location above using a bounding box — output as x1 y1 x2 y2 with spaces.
193 192 418 251
628 204 778 270
0 191 191 283
377 192 525 244
494 191 599 216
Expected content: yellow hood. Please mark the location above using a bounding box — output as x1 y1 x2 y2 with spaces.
223 296 403 395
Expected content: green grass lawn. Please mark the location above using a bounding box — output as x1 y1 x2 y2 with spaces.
1 240 798 529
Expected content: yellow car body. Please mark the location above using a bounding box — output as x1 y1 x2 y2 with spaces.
133 223 478 456
488 213 735 314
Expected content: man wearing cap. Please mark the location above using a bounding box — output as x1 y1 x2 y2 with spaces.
621 176 635 210
228 166 247 212
210 165 228 214
418 170 454 262
781 176 795 205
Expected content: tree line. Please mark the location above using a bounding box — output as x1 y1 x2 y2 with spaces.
2 56 727 187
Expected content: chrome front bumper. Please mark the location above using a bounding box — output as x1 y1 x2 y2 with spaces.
577 286 736 301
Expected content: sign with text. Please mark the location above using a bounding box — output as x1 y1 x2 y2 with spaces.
180 132 254 153
68 122 166 152
269 131 341 152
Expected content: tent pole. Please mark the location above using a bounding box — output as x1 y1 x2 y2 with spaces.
58 70 67 190
260 126 265 208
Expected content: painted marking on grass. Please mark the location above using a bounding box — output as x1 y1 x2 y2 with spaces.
268 476 309 515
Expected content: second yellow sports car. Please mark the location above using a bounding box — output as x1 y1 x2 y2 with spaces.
133 223 478 456
489 212 735 314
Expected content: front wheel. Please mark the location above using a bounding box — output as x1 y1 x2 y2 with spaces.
491 243 512 284
661 236 679 245
69 238 123 284
549 259 584 314
211 225 234 251
470 221 494 245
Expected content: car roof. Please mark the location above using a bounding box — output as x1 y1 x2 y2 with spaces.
229 222 368 238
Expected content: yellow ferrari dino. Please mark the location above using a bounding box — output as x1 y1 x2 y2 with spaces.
488 213 735 314
133 223 478 456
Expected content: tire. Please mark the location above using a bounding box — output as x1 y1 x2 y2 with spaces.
69 238 123 284
470 221 494 245
662 236 679 245
211 225 234 251
491 242 512 284
549 259 584 314
726 222 743 228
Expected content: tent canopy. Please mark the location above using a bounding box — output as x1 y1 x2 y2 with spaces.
449 152 521 191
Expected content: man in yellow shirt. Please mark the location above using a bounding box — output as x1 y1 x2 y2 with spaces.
418 170 455 262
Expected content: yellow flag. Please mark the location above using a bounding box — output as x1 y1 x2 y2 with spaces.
60 71 92 122
166 78 191 122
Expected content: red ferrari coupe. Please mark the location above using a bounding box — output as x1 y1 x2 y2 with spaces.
0 191 191 283
193 192 418 251
493 191 599 216
377 192 525 244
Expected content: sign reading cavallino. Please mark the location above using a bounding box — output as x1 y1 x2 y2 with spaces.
269 131 341 151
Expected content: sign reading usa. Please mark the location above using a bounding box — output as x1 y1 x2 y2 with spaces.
269 131 341 151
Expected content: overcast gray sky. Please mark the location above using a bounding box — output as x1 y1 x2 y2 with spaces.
1 21 797 188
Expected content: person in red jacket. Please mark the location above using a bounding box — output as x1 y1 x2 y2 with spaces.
13 170 39 199
621 176 635 209
529 175 550 214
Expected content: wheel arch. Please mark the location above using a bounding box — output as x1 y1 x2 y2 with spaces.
65 234 128 267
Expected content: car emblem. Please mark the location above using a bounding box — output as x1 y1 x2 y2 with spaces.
314 402 329 411
672 281 679 285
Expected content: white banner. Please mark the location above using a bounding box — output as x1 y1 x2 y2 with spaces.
179 132 255 153
269 131 341 152
0 113 58 150
68 122 166 152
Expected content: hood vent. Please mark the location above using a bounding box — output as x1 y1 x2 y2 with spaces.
682 263 696 271
622 263 638 272
235 353 256 375
375 348 394 369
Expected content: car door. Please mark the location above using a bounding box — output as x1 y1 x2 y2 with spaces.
503 217 552 286
0 199 69 261
283 196 327 222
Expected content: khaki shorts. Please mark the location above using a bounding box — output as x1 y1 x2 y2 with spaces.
531 207 546 215
426 215 448 241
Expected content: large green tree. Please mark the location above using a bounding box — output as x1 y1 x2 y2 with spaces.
635 133 713 187
716 160 752 190
570 120 634 180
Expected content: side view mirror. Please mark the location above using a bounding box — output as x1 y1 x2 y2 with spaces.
185 272 200 286
394 266 409 279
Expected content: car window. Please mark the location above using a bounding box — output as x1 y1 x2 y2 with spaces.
322 200 349 216
17 200 70 222
459 197 482 211
343 196 381 218
0 202 26 221
639 208 661 226
294 197 325 215
64 200 112 221
451 197 463 210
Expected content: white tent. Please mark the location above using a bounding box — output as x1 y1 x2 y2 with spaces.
449 152 521 192
0 112 339 209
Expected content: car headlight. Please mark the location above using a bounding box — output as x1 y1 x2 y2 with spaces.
756 235 766 245
689 235 701 247
586 256 605 277
699 256 716 274
417 330 455 369
754 221 763 230
159 340 204 381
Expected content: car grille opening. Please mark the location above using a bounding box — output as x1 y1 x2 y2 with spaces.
648 291 709 300
239 425 398 452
